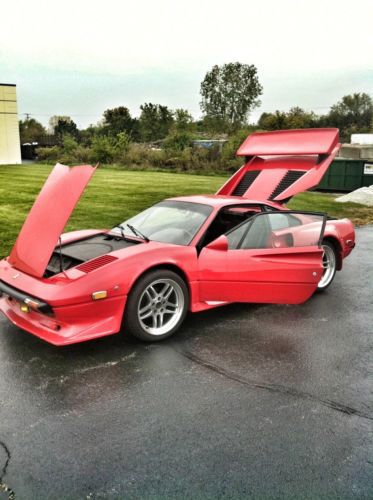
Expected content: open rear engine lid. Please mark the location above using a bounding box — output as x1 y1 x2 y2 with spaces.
217 128 340 202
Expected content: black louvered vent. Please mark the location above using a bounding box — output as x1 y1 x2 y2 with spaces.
232 170 260 196
269 170 306 200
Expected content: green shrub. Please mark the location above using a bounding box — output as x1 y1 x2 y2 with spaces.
59 135 91 164
36 145 60 162
221 127 255 171
163 131 193 152
222 128 252 161
115 132 131 154
90 135 117 163
124 144 166 167
110 132 132 164
36 127 250 174
37 136 91 165
69 145 91 164
62 135 79 154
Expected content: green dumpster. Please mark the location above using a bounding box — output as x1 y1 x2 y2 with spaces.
317 158 366 192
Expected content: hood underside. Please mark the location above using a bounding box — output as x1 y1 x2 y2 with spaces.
9 163 97 278
217 128 340 202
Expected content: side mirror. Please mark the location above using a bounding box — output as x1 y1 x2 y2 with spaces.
206 235 228 251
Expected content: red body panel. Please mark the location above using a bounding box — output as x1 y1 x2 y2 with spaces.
0 295 126 346
216 153 338 202
199 246 323 304
0 211 353 345
0 241 199 345
218 128 340 202
0 129 355 346
9 163 97 278
236 128 339 156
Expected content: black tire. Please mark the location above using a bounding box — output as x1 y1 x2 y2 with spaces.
317 240 337 292
123 269 189 341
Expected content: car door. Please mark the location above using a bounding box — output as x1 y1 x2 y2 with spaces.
198 211 326 305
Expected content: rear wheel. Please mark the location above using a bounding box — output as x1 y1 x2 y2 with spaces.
317 241 337 291
124 269 189 341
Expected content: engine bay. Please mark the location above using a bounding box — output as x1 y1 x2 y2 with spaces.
44 233 140 277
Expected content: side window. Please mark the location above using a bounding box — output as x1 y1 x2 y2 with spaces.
201 204 263 249
226 222 248 249
240 215 272 249
268 213 290 230
227 212 325 250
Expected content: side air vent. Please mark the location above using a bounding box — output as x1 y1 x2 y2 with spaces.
269 170 306 200
76 254 118 273
232 170 260 196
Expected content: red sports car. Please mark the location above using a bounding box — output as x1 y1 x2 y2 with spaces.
0 128 355 345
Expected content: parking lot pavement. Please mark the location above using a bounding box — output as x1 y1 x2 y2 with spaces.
0 226 372 499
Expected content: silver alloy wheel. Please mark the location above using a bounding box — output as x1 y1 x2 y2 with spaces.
137 278 185 336
318 244 336 289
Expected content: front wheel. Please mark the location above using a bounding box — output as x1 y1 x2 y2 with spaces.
317 241 337 292
124 269 189 341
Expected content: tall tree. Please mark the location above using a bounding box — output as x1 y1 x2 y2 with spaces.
19 118 46 143
258 107 317 130
49 115 72 132
54 117 79 139
79 123 105 145
258 111 288 131
139 103 174 141
200 62 263 131
325 93 373 140
103 106 139 139
173 108 195 132
49 115 79 140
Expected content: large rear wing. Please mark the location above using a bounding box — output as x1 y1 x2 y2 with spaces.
217 128 340 203
236 128 339 156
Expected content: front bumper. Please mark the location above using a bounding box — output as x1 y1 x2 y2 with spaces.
0 294 127 346
0 279 52 313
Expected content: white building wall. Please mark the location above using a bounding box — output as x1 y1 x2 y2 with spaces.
0 84 21 165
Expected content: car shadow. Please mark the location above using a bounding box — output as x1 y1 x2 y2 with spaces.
0 301 285 363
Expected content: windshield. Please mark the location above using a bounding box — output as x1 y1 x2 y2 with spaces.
112 200 213 245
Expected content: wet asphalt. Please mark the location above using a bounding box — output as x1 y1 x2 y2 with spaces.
0 226 372 499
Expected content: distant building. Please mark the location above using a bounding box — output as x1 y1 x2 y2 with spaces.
350 134 373 145
0 83 21 165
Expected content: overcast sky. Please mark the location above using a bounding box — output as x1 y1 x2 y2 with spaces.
1 0 373 128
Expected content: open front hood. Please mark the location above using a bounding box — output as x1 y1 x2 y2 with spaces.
217 128 340 202
9 163 97 278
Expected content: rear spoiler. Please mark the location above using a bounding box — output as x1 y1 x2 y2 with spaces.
217 128 340 203
236 128 339 156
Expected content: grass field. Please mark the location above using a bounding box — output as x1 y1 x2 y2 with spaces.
0 164 371 258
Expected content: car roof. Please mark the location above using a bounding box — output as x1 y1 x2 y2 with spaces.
167 194 282 209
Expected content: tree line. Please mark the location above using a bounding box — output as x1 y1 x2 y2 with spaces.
19 62 373 170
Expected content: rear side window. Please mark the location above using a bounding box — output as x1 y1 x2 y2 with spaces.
268 213 302 231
